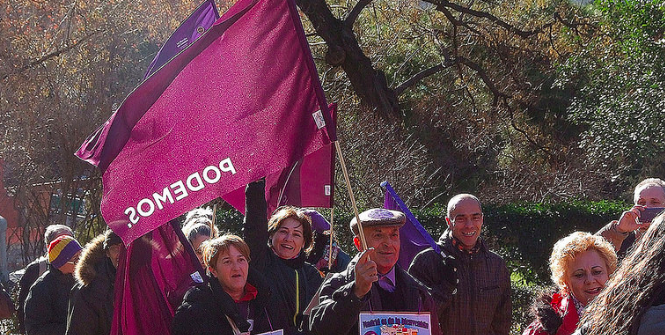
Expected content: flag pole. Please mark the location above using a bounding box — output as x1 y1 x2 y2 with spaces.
211 203 217 238
328 207 334 271
333 141 367 249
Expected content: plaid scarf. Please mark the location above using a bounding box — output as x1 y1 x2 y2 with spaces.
451 235 481 254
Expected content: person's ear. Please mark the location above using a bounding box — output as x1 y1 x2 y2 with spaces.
353 236 363 251
208 266 217 278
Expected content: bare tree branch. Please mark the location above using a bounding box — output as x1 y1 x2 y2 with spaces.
428 0 557 38
456 56 509 103
345 0 372 27
436 4 482 37
2 29 104 81
296 0 399 117
505 99 554 159
395 64 446 96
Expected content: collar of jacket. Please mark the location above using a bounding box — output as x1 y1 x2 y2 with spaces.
208 274 253 332
205 266 272 330
275 250 306 269
438 229 488 256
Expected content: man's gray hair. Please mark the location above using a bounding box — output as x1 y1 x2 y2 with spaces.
44 224 74 246
634 178 665 204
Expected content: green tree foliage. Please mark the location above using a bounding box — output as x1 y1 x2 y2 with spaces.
562 0 665 180
0 0 207 254
2 0 663 257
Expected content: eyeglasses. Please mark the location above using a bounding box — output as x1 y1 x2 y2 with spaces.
66 255 80 265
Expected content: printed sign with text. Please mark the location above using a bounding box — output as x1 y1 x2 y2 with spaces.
359 312 431 335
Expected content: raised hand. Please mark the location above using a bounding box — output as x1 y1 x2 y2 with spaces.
353 248 378 298
616 206 649 233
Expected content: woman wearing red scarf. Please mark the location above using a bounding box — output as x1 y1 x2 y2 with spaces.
171 234 273 335
523 232 617 335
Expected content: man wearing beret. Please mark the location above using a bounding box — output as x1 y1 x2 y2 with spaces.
309 208 441 335
409 194 511 335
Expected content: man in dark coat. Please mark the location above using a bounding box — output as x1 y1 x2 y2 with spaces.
309 208 441 335
17 225 73 334
24 235 82 335
409 193 512 335
66 230 123 335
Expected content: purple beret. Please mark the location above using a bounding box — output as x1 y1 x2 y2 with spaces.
302 209 331 233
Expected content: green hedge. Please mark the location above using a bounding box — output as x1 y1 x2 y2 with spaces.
482 200 626 283
212 200 627 333
214 200 627 284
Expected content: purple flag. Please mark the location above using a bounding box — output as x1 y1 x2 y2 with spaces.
111 221 203 335
76 0 219 164
222 104 336 215
143 0 219 79
75 0 334 245
382 181 440 269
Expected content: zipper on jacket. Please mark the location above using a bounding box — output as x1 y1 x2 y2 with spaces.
294 269 300 326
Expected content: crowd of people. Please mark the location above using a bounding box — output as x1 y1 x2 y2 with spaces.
10 177 665 335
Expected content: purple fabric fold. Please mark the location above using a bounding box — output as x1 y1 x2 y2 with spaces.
111 221 202 335
382 181 440 269
143 0 220 80
222 104 336 215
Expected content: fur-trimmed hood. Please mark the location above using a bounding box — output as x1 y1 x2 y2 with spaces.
75 234 109 286
525 289 579 335
530 290 563 334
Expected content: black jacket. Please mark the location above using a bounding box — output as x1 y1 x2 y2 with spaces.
244 180 323 334
18 256 48 334
409 230 512 335
309 255 441 335
171 269 272 335
24 264 76 335
66 235 116 335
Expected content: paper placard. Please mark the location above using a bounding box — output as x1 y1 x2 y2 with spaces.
359 312 431 335
313 110 326 129
256 330 284 335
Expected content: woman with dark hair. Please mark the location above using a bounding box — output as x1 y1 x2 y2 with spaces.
171 234 272 335
244 180 323 334
523 232 617 335
576 213 665 335
182 207 220 267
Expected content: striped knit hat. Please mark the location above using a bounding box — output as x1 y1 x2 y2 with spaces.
48 235 82 269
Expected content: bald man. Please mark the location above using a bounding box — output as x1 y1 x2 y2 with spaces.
409 194 511 335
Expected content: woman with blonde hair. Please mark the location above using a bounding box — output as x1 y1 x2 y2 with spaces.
523 232 617 335
577 213 665 335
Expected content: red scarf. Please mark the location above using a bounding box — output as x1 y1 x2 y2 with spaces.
234 283 258 303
